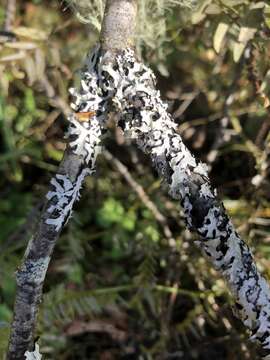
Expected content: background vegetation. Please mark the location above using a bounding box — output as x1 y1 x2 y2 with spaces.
0 0 269 359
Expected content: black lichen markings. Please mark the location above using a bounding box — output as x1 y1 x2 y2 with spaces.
107 48 270 355
45 48 107 233
46 46 270 355
45 168 90 231
118 70 236 269
68 117 102 165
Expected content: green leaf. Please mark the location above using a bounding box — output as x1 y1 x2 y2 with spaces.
259 70 270 95
67 264 83 285
0 325 10 356
24 88 36 113
264 4 270 29
97 198 125 228
145 225 160 243
122 211 136 231
0 304 12 322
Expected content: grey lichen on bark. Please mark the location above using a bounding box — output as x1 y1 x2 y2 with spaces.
7 0 270 358
7 124 103 359
89 47 270 357
6 1 138 359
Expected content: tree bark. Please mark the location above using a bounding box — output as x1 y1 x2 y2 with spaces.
6 1 137 359
100 0 137 51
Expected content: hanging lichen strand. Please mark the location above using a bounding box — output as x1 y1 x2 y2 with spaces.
84 47 270 356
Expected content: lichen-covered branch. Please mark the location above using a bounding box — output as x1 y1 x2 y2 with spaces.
7 50 106 359
8 0 270 358
92 48 270 357
7 0 138 357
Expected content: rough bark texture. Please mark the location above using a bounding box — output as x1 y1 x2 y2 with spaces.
6 1 137 359
7 129 103 360
100 0 137 50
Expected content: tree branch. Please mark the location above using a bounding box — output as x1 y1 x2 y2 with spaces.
100 0 137 51
7 1 138 359
7 0 270 358
94 48 270 357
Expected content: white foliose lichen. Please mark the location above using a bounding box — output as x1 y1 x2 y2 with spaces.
43 42 270 355
46 168 91 231
85 47 270 355
24 343 42 360
45 46 106 231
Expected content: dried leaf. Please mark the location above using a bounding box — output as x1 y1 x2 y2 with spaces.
250 1 266 10
220 0 247 6
35 48 46 80
205 4 222 15
191 0 212 24
0 51 26 62
13 27 48 41
213 22 229 53
233 41 245 63
263 95 270 108
23 55 37 85
4 42 38 50
238 26 257 43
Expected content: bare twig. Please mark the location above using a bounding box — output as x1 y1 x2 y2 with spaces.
173 90 199 119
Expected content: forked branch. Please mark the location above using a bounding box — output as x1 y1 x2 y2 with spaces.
7 0 270 359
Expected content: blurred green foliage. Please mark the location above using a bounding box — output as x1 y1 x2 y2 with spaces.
0 0 269 359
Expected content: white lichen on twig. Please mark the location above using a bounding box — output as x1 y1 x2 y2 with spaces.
24 343 42 360
45 46 106 231
80 46 270 355
45 168 91 231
